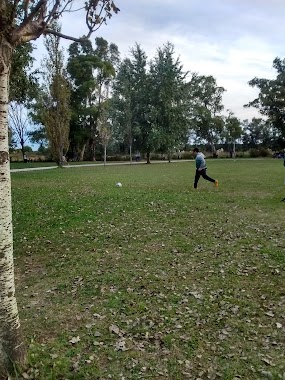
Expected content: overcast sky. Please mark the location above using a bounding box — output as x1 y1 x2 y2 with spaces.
33 0 285 121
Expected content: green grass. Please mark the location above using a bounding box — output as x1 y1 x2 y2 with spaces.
11 159 285 379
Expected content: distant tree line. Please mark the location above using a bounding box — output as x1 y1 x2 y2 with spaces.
9 35 285 164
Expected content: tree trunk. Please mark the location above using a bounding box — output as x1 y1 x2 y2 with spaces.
146 151 151 164
20 138 25 162
91 143 96 161
104 144 106 167
0 39 26 375
233 140 236 158
90 137 96 161
210 142 217 158
79 143 86 161
167 151 171 163
129 142 132 165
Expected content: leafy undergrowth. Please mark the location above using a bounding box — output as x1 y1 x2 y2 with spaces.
11 159 285 379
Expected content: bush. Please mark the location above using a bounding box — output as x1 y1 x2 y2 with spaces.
259 148 272 157
249 149 259 158
249 148 271 158
150 153 163 160
107 155 129 161
235 151 248 158
181 151 194 160
23 145 33 152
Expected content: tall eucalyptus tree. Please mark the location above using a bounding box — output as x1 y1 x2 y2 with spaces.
110 44 152 161
111 58 134 161
67 38 118 161
40 27 71 166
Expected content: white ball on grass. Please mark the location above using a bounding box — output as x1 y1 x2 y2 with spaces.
115 182 122 187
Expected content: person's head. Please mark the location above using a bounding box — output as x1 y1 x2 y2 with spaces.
193 147 199 157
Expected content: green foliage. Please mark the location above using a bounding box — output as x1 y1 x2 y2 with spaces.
23 145 33 152
222 112 242 156
127 44 153 158
224 112 242 142
249 147 271 157
40 25 71 166
10 159 285 379
67 38 118 161
10 42 39 104
186 74 225 153
110 57 133 146
247 57 285 138
111 44 152 159
148 42 189 155
37 143 49 154
27 126 48 146
242 118 277 149
111 42 189 162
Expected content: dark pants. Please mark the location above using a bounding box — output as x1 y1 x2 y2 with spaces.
194 168 215 188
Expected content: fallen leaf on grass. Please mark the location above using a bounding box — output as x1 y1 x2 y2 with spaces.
69 336 80 344
189 291 203 299
115 339 128 351
109 324 122 336
262 357 273 366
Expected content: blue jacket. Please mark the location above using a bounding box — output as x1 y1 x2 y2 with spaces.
196 152 207 170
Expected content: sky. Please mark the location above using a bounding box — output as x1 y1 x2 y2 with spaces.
33 0 285 121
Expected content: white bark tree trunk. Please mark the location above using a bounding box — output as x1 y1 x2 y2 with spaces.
0 1 118 374
129 142 132 165
79 143 86 161
0 40 25 375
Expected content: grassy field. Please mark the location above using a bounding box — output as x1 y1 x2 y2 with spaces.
11 159 285 380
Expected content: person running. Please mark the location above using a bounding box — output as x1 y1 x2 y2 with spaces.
193 147 218 189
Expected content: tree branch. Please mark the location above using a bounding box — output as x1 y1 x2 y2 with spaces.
11 1 21 24
11 0 47 43
17 0 46 31
44 28 89 43
9 1 119 46
45 0 74 26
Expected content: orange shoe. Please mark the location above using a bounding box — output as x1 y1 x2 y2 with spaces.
214 180 219 188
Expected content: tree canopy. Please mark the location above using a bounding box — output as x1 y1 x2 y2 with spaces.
247 57 285 138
